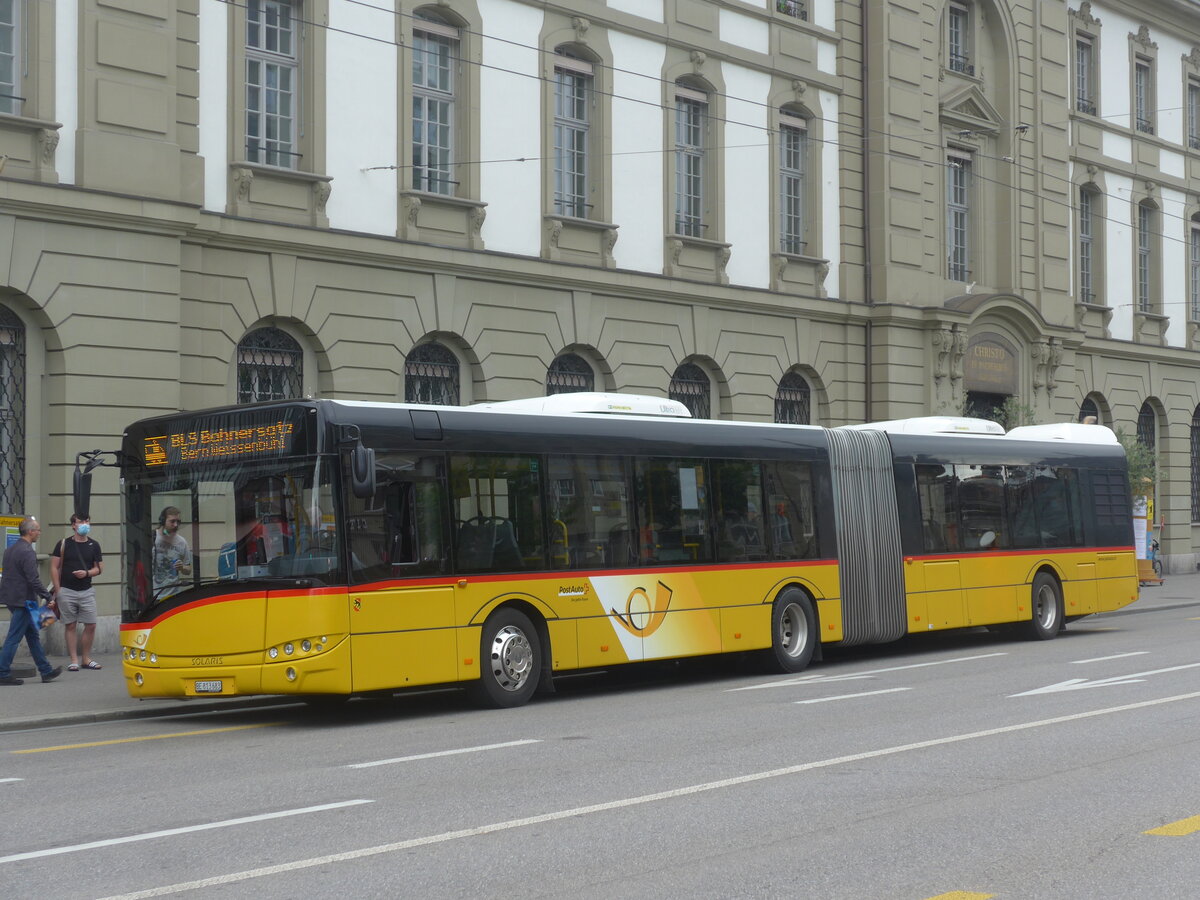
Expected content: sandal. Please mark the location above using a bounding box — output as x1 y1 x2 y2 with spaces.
81 661 102 670
67 663 79 672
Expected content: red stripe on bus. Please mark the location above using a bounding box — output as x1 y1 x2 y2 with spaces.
120 585 347 629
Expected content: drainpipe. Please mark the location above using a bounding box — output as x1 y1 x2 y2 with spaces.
860 0 875 422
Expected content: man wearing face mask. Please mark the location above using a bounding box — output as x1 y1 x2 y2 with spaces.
51 513 104 671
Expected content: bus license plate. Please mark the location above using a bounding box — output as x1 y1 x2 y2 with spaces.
194 680 223 693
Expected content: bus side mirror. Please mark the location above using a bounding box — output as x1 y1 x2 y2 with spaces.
73 468 93 520
350 443 376 499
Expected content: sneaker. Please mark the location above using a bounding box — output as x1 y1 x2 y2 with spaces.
0 676 24 686
41 666 63 683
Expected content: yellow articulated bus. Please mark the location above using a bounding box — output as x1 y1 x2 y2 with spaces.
97 394 1138 708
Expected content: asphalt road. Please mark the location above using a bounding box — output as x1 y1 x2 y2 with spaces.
3 599 1200 899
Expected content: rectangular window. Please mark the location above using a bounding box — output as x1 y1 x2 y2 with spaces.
947 154 971 281
0 0 19 116
412 22 456 195
1189 81 1200 150
674 89 707 238
344 453 448 583
546 455 632 568
779 115 807 255
712 460 767 563
916 464 960 552
956 464 1008 550
634 457 712 564
246 0 298 168
1079 189 1094 302
1135 58 1154 134
1075 36 1095 115
948 3 972 75
1008 466 1081 549
1192 228 1200 320
1138 203 1153 312
762 461 817 560
450 454 545 572
553 58 591 218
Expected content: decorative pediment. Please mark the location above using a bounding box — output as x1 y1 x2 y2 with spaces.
1131 25 1157 52
1069 3 1100 29
940 84 1002 134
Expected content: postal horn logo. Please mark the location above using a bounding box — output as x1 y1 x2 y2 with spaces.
611 581 673 637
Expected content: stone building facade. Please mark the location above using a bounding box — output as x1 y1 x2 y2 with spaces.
1 0 1198 640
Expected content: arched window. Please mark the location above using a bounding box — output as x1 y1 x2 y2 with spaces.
405 342 460 406
669 362 710 419
1079 397 1099 423
237 327 303 404
1192 406 1200 522
546 353 594 395
775 372 811 425
1137 400 1156 452
0 306 25 512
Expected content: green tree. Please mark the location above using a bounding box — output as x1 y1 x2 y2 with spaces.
962 396 1036 430
1114 426 1157 498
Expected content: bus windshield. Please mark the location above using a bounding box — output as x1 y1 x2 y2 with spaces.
122 456 341 620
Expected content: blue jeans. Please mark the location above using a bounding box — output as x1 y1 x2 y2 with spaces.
0 604 53 678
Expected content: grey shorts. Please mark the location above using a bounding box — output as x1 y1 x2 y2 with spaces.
57 587 97 625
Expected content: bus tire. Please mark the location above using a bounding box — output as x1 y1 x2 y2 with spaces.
768 588 817 674
1022 572 1063 641
470 608 541 708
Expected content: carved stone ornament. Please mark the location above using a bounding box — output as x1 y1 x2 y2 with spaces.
572 16 589 44
405 194 422 228
233 167 254 201
718 246 732 279
792 79 807 99
1070 2 1100 29
932 327 954 381
470 205 487 238
666 237 684 268
37 129 60 165
603 227 618 256
1132 25 1157 52
950 329 967 382
313 181 331 214
545 217 563 249
1186 47 1200 72
690 50 706 72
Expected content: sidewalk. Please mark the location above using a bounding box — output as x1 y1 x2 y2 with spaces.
2 573 1198 732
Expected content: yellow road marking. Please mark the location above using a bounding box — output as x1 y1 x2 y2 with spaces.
12 722 280 754
926 893 994 899
1145 815 1200 836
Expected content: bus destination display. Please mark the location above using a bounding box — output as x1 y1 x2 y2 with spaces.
143 415 302 468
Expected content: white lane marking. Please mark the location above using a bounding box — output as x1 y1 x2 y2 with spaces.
0 778 21 784
1071 652 1149 665
1011 662 1200 696
347 739 541 769
796 687 911 705
0 800 372 865
729 652 1008 691
95 690 1200 900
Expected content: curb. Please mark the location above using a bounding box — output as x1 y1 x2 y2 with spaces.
0 695 300 733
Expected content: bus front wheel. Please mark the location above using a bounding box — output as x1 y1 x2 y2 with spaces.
470 608 542 708
1023 573 1063 641
769 588 817 673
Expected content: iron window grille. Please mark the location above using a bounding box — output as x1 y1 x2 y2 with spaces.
246 0 298 169
1078 398 1099 424
0 306 25 513
412 17 457 195
669 363 711 419
405 343 460 406
546 353 594 395
554 55 592 218
674 91 707 238
237 327 303 403
779 115 807 255
775 372 812 425
1137 401 1156 453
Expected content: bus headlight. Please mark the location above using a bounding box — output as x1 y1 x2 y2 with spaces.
268 647 279 659
285 667 297 682
301 640 312 652
284 643 294 655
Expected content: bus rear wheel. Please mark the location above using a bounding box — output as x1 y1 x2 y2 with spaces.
1022 572 1063 641
768 588 817 673
470 608 541 708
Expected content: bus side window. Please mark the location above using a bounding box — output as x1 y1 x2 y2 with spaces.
762 461 816 560
450 453 546 573
633 458 713 565
346 453 448 582
915 464 959 552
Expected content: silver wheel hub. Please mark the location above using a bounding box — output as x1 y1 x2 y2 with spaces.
489 624 533 692
1035 584 1057 629
780 603 808 658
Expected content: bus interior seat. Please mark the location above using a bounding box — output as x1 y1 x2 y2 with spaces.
456 516 523 571
607 525 635 567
